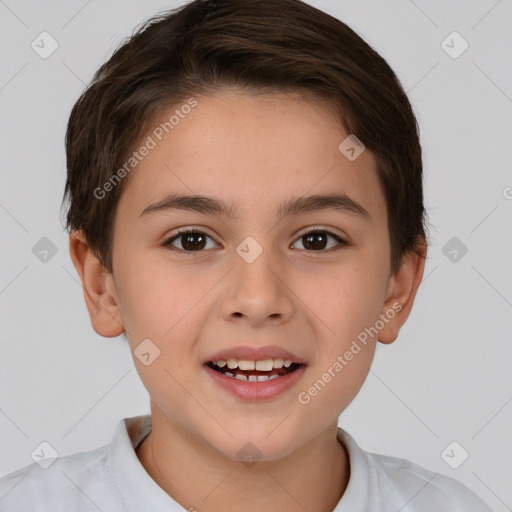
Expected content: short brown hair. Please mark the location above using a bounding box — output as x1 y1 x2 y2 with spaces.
62 0 427 273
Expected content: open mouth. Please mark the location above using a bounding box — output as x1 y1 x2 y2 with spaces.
205 359 303 382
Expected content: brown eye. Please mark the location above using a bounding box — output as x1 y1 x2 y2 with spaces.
164 229 217 252
292 230 347 251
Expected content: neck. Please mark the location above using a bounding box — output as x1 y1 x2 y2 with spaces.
136 408 350 512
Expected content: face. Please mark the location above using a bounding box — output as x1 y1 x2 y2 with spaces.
105 90 398 461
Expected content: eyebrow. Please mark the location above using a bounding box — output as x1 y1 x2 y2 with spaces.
139 192 371 222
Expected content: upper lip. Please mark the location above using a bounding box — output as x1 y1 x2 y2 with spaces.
204 345 306 365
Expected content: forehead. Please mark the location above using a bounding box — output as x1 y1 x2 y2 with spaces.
117 90 385 222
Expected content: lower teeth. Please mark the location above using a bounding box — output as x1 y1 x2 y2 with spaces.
224 371 280 382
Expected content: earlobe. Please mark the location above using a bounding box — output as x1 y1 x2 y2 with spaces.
378 239 427 344
69 230 125 338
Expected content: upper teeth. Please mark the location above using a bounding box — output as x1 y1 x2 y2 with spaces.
215 358 293 371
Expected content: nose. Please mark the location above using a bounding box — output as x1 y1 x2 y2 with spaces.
220 246 294 327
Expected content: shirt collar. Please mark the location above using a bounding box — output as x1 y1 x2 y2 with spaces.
108 414 370 511
334 428 371 511
108 414 184 511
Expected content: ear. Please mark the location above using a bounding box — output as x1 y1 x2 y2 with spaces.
378 238 427 344
69 230 125 337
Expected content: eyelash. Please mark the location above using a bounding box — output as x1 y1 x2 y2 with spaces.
162 227 349 255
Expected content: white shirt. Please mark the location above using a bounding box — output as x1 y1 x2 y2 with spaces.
0 415 491 511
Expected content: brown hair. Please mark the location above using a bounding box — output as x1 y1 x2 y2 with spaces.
62 0 427 274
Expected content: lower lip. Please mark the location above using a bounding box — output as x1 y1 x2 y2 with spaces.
203 364 307 402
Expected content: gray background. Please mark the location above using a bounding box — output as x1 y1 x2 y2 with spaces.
1 0 511 509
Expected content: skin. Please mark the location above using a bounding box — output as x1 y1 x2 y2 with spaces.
69 89 426 512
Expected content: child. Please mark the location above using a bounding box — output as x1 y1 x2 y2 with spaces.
0 0 492 510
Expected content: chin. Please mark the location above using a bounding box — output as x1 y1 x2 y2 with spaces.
207 427 301 464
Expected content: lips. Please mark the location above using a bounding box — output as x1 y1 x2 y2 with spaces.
201 345 306 401
203 344 306 366
203 358 307 401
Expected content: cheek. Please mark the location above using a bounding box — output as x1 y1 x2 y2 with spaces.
294 265 382 414
115 255 207 411
116 252 219 363
297 258 388 341
115 253 187 341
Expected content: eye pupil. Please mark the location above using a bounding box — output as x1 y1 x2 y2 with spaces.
303 232 327 250
182 232 206 251
167 229 345 254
